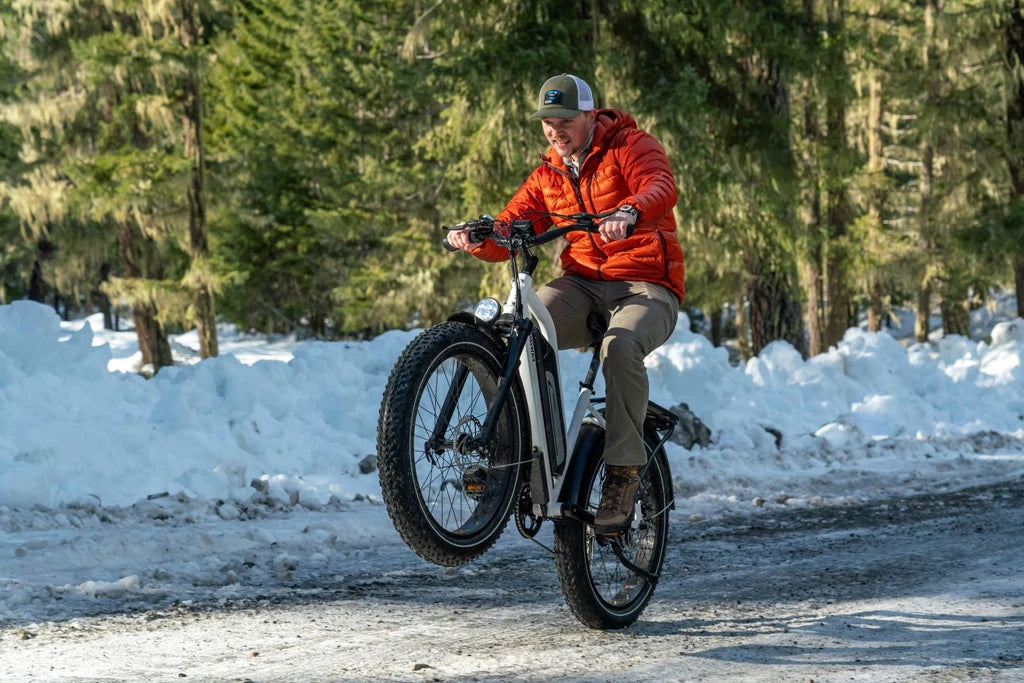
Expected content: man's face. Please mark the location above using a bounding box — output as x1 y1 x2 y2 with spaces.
541 111 595 159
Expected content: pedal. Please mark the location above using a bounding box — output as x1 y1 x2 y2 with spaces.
461 464 488 499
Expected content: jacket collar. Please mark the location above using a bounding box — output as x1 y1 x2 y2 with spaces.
541 108 635 172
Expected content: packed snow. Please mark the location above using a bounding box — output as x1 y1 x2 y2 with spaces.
1 296 1023 623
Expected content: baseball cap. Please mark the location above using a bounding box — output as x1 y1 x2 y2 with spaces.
528 73 595 119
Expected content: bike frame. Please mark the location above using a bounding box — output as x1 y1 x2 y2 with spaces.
503 269 601 519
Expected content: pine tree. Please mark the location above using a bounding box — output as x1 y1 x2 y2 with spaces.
837 1 1003 342
3 0 1014 348
0 11 34 306
180 0 218 358
819 0 857 349
633 1 809 357
846 0 905 332
911 1 1002 338
206 0 448 335
1 1 228 369
1001 1 1024 317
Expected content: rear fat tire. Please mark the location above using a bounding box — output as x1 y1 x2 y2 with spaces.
377 321 528 566
553 425 671 629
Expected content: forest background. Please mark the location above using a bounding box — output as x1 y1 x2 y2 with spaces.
2 0 1024 373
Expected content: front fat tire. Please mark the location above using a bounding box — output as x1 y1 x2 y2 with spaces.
377 321 527 567
553 434 671 629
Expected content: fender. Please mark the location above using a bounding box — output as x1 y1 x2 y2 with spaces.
644 400 677 511
559 407 676 511
558 420 605 508
447 310 506 350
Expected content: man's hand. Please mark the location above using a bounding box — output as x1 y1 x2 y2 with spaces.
446 225 482 251
598 206 638 242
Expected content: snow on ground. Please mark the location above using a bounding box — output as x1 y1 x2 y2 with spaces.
1 297 1023 623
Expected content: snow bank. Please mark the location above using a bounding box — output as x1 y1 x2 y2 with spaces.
0 301 1022 511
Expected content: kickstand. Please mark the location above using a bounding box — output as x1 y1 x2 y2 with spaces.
528 535 554 555
608 537 659 586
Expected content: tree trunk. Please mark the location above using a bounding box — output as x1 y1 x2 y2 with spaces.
1016 258 1024 318
181 0 218 359
747 257 805 357
801 254 823 355
915 283 931 343
99 262 114 330
822 0 851 350
1005 2 1024 318
797 0 824 356
866 273 884 332
132 301 172 371
797 11 825 356
734 287 751 361
710 303 723 348
865 66 885 332
28 237 55 304
823 241 850 347
915 1 940 346
119 221 173 372
742 52 806 358
28 260 46 303
940 298 969 337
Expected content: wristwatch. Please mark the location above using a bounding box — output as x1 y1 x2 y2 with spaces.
617 204 639 222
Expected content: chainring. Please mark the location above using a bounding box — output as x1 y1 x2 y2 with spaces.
513 482 542 538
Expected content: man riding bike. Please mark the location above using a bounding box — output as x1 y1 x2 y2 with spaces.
447 73 685 535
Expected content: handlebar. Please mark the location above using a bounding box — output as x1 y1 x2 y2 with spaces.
441 209 629 252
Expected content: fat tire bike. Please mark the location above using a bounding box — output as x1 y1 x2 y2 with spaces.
376 211 678 629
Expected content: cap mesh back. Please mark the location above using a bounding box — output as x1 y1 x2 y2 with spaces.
569 75 595 110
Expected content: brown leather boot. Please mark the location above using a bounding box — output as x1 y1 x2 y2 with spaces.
593 464 640 535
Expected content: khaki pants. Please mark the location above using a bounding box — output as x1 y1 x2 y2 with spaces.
537 276 679 467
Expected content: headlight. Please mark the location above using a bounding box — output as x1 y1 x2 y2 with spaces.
473 297 501 324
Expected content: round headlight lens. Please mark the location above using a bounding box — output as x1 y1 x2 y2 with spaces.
473 297 501 324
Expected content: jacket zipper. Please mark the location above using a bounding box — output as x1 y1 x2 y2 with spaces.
545 156 607 280
581 172 606 280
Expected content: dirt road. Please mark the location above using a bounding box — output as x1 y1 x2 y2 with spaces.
2 478 1022 682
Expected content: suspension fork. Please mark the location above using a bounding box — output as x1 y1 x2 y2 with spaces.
423 361 470 454
425 319 533 454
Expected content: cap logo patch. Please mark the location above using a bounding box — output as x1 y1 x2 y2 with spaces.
543 89 563 105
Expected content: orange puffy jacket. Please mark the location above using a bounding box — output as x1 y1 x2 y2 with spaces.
469 109 685 302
